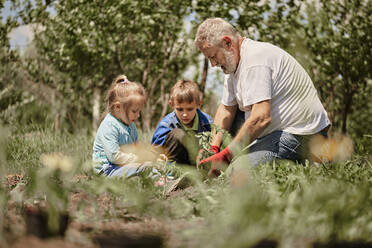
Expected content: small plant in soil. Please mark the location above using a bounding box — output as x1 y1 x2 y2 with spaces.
195 124 233 169
23 152 75 238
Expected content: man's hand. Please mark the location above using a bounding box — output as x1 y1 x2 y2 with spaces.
199 146 233 165
208 163 223 178
210 145 220 154
196 145 220 165
199 147 233 178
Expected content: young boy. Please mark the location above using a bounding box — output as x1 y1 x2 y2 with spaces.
152 79 213 165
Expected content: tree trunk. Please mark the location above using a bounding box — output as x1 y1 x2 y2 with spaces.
93 87 101 136
327 86 335 127
142 101 152 132
156 79 170 124
200 57 209 97
342 90 353 134
158 93 170 124
55 113 60 132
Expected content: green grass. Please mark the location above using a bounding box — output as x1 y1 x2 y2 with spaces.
5 126 93 173
1 126 372 247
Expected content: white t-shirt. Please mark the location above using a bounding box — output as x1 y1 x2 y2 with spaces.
222 38 330 138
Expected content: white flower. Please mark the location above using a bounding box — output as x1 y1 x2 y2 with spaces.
40 152 73 172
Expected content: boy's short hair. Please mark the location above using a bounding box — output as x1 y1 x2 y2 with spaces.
170 80 202 105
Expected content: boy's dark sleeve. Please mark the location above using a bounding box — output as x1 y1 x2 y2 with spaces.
151 122 171 146
199 110 213 132
152 123 191 165
207 114 213 127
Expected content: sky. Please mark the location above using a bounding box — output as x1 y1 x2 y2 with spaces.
2 1 34 51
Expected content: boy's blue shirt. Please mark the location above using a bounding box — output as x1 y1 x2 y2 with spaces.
151 109 213 146
92 113 138 173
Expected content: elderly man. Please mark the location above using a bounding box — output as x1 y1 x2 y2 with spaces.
195 18 330 173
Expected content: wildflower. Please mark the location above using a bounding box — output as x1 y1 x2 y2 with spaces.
309 133 353 163
40 152 73 172
120 143 166 163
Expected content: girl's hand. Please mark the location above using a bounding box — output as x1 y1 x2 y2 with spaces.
157 154 168 162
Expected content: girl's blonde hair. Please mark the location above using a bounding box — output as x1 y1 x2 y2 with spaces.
105 74 147 114
170 79 202 105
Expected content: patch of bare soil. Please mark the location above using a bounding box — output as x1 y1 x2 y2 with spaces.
3 172 25 189
11 236 89 248
78 216 203 248
3 174 207 248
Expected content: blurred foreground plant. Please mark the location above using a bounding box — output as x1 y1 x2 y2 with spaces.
309 133 354 163
0 125 9 244
197 158 372 248
24 152 75 236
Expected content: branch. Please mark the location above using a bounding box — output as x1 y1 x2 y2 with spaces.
200 57 209 95
17 61 63 105
158 93 170 124
150 39 185 88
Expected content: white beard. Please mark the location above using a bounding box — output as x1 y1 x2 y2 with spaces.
222 49 237 74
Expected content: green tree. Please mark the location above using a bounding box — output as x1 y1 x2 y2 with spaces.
303 0 372 135
0 9 73 132
0 4 44 130
7 0 194 132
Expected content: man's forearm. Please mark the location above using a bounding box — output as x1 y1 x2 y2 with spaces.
233 100 272 147
233 117 267 146
211 104 237 147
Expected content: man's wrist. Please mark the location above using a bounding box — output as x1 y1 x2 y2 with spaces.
211 131 224 148
210 145 220 154
227 141 243 157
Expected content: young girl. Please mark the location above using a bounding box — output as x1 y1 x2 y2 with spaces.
92 74 149 177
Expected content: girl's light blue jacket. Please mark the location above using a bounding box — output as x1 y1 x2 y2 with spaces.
92 113 138 173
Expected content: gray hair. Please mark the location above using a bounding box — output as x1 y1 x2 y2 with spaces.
194 18 240 49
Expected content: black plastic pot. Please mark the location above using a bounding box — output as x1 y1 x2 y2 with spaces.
93 232 164 248
24 207 69 239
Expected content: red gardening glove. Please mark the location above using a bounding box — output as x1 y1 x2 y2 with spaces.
196 145 220 165
199 146 233 166
210 145 220 154
200 147 232 178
